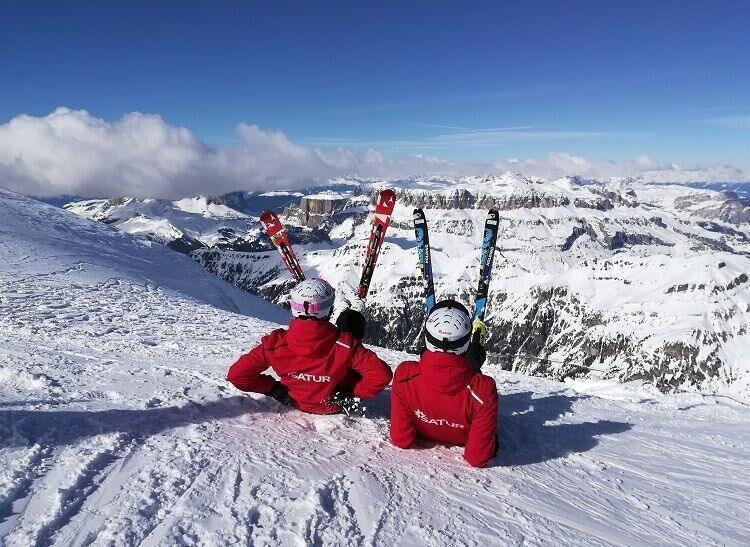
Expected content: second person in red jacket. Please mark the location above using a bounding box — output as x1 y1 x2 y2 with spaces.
227 278 393 414
390 300 499 467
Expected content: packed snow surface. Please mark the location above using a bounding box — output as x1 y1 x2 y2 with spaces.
1 188 749 546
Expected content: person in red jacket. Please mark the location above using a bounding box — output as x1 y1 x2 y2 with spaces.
227 278 393 414
390 300 499 467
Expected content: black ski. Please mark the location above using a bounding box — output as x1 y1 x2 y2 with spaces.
472 209 500 327
413 208 436 312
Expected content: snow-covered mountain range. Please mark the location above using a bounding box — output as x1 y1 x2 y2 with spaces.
2 186 750 545
63 174 750 400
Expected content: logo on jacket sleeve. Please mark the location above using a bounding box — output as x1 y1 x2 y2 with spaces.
414 409 464 429
289 372 331 383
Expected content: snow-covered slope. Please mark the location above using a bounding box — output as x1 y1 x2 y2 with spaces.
0 188 285 322
1 187 749 545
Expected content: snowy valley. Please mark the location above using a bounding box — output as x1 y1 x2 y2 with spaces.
64 174 750 400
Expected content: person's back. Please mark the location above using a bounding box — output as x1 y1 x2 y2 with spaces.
227 278 392 414
390 300 498 467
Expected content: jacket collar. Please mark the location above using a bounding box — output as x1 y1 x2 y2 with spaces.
419 350 474 394
287 318 338 355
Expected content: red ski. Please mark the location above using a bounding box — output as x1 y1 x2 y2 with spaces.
356 189 397 299
260 211 306 282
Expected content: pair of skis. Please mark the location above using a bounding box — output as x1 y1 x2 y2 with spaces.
260 189 397 299
356 189 397 299
259 211 306 282
414 208 499 329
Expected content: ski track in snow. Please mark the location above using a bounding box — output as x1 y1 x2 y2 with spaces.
1 190 750 546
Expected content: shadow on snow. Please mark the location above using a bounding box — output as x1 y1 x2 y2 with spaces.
0 389 632 467
0 396 270 449
362 386 632 467
496 390 632 466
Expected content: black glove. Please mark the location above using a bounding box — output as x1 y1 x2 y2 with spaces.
464 340 487 372
336 309 367 340
330 389 362 416
268 382 294 407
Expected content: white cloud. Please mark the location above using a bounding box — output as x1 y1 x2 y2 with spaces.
493 153 750 183
0 107 748 199
0 108 484 198
306 126 643 150
702 115 750 129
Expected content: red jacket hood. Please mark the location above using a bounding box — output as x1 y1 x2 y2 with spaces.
286 318 340 356
420 350 475 395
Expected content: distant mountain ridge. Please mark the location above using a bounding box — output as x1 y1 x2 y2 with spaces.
62 173 750 399
678 181 750 197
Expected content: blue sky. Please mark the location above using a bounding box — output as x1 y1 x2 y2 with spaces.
1 0 749 167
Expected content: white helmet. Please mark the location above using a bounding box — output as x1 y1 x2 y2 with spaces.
290 278 335 319
425 300 472 355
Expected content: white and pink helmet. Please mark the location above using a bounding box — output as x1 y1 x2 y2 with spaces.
289 278 335 319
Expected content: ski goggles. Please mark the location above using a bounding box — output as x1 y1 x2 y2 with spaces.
290 295 335 315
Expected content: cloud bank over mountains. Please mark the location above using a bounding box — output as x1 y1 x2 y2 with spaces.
1 108 748 199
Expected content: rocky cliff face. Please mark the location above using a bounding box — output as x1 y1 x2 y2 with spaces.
65 173 750 397
391 176 628 211
298 195 352 227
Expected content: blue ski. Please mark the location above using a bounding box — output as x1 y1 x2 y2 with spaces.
473 209 499 322
413 208 436 312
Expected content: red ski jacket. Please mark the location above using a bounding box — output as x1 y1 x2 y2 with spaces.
227 318 393 414
390 351 499 467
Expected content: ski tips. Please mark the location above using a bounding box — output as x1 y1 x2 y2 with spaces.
260 210 283 232
373 189 397 215
259 210 274 223
374 189 397 213
259 211 282 234
378 188 397 201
